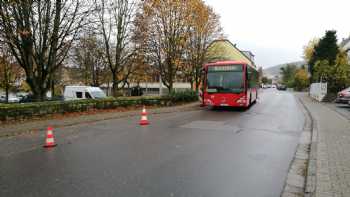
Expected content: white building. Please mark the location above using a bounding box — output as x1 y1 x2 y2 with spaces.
100 82 192 96
340 37 350 60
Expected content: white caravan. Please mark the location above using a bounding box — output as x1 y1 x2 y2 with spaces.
64 86 107 101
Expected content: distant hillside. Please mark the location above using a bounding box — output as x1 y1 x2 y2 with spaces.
263 61 306 78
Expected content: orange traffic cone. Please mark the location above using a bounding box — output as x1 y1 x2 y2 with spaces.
139 106 150 125
141 106 148 116
44 126 57 148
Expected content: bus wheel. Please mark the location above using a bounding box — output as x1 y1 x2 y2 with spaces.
249 95 252 107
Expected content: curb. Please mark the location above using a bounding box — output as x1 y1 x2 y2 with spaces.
281 94 315 197
298 96 317 197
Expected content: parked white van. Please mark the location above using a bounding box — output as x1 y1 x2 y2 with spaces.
64 86 107 101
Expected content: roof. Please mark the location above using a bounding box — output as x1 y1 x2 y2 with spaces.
241 51 255 57
205 60 248 66
204 60 257 70
205 39 256 67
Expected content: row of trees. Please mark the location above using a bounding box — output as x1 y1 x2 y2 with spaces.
0 0 222 101
280 64 309 91
280 30 350 93
304 30 350 93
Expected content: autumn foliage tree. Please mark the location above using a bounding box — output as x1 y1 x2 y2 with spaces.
303 38 318 64
0 0 91 101
183 0 221 91
280 64 297 87
134 0 193 92
313 50 350 93
294 67 309 91
134 0 221 93
306 31 350 93
309 30 339 81
0 47 23 102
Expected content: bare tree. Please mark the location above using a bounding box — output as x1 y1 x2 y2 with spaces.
94 0 137 96
72 34 107 87
0 0 91 101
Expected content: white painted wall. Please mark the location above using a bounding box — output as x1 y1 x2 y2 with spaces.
310 83 327 101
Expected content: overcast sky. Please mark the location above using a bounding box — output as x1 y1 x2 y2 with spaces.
204 0 350 68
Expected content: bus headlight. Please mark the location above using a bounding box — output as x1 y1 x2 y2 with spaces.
205 99 213 105
237 96 246 103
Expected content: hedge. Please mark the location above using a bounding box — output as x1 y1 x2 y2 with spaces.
0 91 198 122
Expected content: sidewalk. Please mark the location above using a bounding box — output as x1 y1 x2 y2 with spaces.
297 93 350 197
0 102 200 138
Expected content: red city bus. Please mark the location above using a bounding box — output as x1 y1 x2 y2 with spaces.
201 61 259 108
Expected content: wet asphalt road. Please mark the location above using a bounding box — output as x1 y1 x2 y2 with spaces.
0 89 305 197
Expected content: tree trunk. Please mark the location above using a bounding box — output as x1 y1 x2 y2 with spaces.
51 80 55 98
168 82 173 94
195 75 201 93
195 82 200 93
190 79 194 90
5 84 9 103
112 73 118 97
29 80 47 102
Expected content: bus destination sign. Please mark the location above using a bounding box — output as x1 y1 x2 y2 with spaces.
208 65 243 72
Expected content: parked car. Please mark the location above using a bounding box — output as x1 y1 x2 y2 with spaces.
0 95 20 103
8 96 20 103
18 94 37 103
0 95 5 103
277 84 287 91
263 84 272 88
335 87 350 104
64 86 107 101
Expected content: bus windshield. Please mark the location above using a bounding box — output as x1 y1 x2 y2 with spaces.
207 65 244 93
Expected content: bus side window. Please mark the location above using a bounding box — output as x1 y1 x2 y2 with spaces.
247 67 252 88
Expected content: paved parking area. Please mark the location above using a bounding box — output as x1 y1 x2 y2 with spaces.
325 102 350 121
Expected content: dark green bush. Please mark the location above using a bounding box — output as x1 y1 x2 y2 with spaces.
167 90 198 103
0 94 197 122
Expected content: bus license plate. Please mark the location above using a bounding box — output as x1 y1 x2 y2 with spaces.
220 103 229 106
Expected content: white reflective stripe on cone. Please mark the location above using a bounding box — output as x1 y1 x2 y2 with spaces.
141 116 148 121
